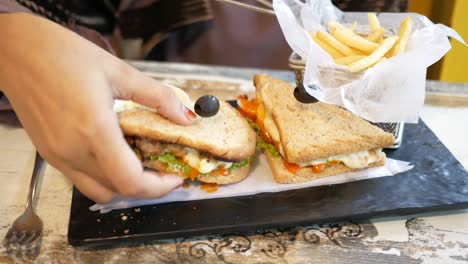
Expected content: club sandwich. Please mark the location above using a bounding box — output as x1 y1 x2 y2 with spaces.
238 74 395 183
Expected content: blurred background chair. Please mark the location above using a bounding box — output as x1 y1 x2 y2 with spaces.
11 0 467 82
140 0 409 69
141 0 467 82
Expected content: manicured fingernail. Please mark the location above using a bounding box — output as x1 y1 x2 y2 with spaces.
184 106 198 121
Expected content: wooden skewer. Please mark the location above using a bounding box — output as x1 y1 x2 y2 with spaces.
255 0 273 9
214 0 275 15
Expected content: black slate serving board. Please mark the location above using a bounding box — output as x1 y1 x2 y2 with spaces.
68 120 468 248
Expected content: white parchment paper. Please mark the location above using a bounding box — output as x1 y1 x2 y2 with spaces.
91 153 413 213
273 0 465 123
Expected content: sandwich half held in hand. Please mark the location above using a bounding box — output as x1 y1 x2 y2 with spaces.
238 74 395 184
118 99 256 185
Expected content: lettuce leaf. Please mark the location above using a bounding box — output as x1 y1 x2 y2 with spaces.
133 148 142 160
246 118 279 157
152 153 192 176
246 118 260 133
257 137 279 157
154 152 253 175
230 156 252 171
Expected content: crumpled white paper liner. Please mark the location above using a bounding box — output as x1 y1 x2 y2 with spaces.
91 154 413 213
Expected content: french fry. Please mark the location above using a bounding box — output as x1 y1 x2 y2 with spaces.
368 13 381 32
348 36 399 73
366 28 384 43
335 55 366 65
316 31 357 56
350 47 368 55
350 21 357 32
388 16 414 57
332 28 379 52
370 57 387 67
311 33 344 59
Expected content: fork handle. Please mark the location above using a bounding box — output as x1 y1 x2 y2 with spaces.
26 152 45 210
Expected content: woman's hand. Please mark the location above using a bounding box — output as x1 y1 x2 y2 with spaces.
0 13 197 203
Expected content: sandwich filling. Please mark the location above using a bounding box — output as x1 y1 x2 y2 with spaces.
127 137 250 181
238 95 383 174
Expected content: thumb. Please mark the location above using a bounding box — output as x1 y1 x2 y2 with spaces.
110 63 197 125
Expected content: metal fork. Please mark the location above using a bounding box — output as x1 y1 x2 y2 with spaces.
3 152 45 250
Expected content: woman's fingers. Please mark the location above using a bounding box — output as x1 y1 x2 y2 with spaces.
65 169 117 204
90 111 184 199
108 62 197 125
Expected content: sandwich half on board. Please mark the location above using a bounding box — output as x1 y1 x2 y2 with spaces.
238 74 395 183
118 100 256 185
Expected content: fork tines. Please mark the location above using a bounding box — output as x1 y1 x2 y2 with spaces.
3 229 41 248
3 229 42 260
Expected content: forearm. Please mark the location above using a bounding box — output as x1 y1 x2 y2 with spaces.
0 0 33 93
0 13 37 94
0 4 29 119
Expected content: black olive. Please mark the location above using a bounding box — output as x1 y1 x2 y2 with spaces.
293 84 319 104
194 95 220 117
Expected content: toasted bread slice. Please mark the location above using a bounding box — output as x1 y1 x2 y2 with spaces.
119 101 256 161
264 150 385 184
254 74 394 163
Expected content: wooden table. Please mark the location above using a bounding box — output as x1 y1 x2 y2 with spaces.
1 62 467 264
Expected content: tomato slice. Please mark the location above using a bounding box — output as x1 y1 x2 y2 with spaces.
187 168 200 181
212 167 230 176
256 103 275 144
237 95 258 120
283 161 301 173
200 183 219 193
311 164 326 173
